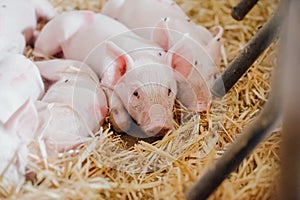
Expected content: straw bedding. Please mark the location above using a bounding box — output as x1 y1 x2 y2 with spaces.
1 0 280 199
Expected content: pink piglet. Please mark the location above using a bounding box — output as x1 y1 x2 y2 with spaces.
102 0 224 112
34 59 108 154
0 0 55 53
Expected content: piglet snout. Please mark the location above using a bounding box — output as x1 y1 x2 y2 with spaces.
144 104 172 137
149 104 165 117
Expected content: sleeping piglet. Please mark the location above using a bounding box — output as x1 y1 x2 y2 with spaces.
0 52 44 123
33 101 95 155
34 11 194 137
102 0 224 111
34 59 108 154
0 100 38 186
0 0 55 53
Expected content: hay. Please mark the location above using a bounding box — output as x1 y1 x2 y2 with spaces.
1 0 281 199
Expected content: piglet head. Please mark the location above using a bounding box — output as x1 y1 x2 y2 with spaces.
0 100 38 186
103 42 177 137
117 65 177 137
151 18 218 112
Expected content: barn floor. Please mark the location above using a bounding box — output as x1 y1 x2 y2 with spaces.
1 0 280 199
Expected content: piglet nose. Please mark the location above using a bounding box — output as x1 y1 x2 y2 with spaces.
144 104 170 137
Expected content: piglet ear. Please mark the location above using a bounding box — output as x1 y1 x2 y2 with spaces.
167 35 193 78
104 41 134 86
151 18 172 51
4 99 39 144
151 19 193 78
205 26 223 66
29 0 56 20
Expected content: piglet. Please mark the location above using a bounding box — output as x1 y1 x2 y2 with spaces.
34 59 108 154
0 0 55 53
0 52 44 123
102 0 223 66
102 0 224 111
0 100 38 187
34 101 94 155
34 11 194 137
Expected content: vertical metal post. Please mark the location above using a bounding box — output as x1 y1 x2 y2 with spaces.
279 0 300 199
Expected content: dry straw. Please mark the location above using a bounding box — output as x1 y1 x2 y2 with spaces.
1 0 280 199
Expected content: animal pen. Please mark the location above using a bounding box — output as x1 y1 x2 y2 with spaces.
1 0 298 199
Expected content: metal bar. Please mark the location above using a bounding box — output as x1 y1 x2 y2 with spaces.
279 0 300 199
211 8 283 98
231 0 259 21
186 87 281 200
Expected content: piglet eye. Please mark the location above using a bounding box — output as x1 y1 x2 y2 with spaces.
133 90 139 98
168 88 172 96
